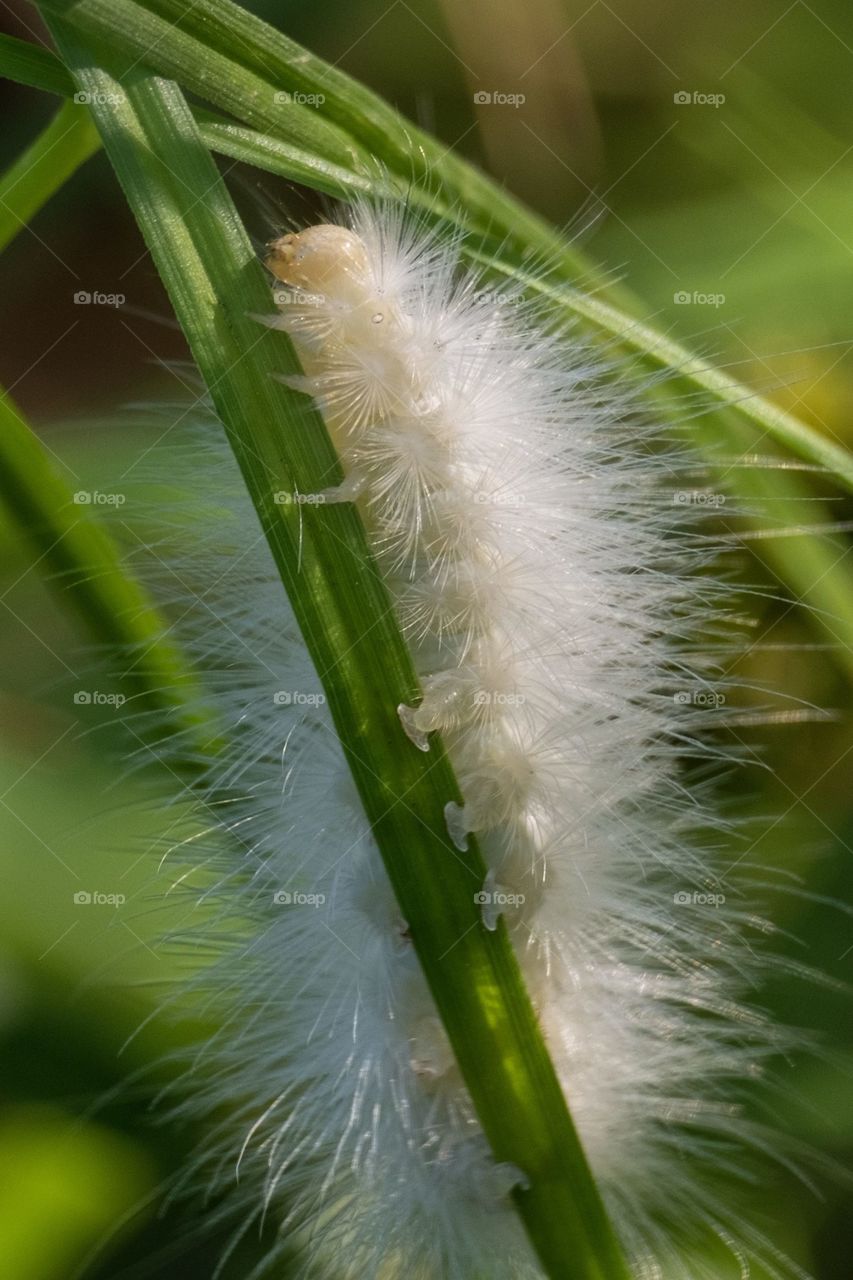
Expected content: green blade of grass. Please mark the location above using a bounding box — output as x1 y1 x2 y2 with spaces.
37 0 570 259
39 0 370 174
16 6 850 499
0 97 100 255
17 6 853 497
0 32 75 97
39 14 632 1278
0 386 221 757
0 39 370 208
193 108 371 199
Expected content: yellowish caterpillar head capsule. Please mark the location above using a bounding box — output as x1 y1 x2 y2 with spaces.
265 225 370 298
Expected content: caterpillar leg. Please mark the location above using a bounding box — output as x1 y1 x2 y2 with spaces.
444 800 472 852
312 470 369 505
398 668 483 750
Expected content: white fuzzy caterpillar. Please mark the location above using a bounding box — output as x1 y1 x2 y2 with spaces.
137 201 807 1280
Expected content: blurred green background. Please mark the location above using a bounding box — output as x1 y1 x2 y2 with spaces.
1 1 852 1277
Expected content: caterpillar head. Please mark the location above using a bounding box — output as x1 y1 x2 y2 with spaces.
265 224 370 300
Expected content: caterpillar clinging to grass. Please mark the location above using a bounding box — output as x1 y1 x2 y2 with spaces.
140 199 808 1279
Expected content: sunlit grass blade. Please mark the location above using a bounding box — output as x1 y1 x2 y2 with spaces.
193 109 371 199
38 13 633 1277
